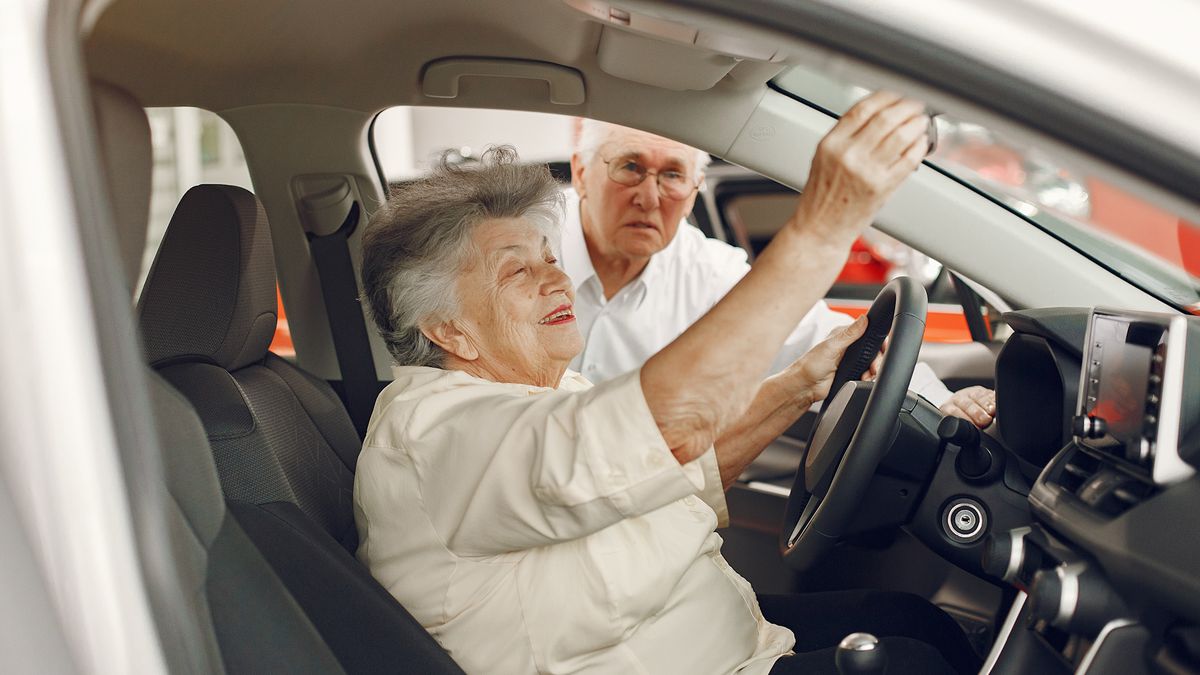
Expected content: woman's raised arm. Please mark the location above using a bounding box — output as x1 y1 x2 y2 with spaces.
641 92 929 464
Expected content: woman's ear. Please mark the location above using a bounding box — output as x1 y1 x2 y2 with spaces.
422 319 479 361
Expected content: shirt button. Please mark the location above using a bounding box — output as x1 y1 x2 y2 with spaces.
648 453 666 469
683 496 697 506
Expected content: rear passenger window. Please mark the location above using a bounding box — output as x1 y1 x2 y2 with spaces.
142 108 295 358
144 108 253 288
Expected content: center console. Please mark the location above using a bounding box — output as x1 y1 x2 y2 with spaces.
981 308 1200 674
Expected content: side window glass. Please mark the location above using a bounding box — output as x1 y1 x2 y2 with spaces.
372 106 574 182
143 108 293 358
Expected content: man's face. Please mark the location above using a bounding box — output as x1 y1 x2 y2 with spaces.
571 128 702 261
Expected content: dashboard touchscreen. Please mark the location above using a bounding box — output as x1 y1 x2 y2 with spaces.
1080 316 1165 458
1072 308 1199 483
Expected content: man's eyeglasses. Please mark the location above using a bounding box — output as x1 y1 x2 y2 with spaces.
600 155 700 200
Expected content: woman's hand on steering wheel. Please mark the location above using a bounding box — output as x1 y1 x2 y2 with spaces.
783 316 869 404
780 277 928 570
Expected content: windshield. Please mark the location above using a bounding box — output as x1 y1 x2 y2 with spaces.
773 66 1200 313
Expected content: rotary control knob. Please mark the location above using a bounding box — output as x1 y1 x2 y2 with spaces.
982 527 1033 583
1028 568 1064 625
1072 415 1108 439
1028 564 1128 634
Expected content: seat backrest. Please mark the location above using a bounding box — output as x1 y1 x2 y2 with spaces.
134 181 463 673
137 184 361 551
91 80 349 673
96 83 462 672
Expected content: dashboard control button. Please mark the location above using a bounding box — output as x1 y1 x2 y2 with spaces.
1133 438 1155 463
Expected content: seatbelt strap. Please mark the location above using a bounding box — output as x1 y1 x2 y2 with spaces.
307 202 377 438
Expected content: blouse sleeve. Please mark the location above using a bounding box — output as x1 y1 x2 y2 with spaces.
398 369 710 557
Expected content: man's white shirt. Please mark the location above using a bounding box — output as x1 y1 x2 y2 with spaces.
560 189 953 407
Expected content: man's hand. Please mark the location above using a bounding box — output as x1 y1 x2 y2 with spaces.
791 92 930 247
785 315 868 404
940 386 996 428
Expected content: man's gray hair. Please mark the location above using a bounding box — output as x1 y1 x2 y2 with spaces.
576 119 712 173
361 146 564 368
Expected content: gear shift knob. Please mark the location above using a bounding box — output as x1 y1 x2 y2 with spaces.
835 632 887 675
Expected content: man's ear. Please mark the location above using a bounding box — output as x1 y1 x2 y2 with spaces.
570 152 588 197
421 319 479 362
681 173 704 214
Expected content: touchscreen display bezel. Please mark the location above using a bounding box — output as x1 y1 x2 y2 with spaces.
1077 309 1191 484
1078 315 1165 459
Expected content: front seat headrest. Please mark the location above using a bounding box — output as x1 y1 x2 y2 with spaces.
90 80 152 291
138 185 278 371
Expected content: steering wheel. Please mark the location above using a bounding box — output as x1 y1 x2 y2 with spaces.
780 276 928 570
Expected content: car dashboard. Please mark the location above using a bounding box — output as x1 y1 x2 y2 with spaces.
984 307 1200 673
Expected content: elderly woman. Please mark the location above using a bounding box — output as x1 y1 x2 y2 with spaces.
355 93 979 675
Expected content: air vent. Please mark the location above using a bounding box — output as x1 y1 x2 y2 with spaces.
1053 447 1157 518
1056 449 1100 494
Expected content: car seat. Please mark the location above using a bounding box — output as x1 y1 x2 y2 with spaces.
92 79 462 674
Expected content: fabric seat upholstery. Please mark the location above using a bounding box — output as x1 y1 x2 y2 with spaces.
137 184 360 551
92 80 347 673
112 119 460 662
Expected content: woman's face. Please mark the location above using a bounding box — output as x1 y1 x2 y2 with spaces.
440 217 583 387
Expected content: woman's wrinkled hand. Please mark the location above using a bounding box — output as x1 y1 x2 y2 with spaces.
788 315 868 404
792 91 930 247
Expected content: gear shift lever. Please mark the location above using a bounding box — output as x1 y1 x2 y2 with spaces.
938 415 994 480
835 632 887 675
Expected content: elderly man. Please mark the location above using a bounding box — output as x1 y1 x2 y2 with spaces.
563 118 997 427
355 93 979 674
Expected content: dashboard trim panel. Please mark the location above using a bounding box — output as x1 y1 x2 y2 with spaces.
1077 618 1137 674
1154 315 1192 484
981 591 1028 675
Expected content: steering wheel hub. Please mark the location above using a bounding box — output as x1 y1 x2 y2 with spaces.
804 381 873 495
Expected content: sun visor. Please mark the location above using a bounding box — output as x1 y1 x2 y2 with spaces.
568 0 787 91
597 27 737 91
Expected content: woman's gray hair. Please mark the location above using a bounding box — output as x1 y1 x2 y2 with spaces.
576 119 712 173
361 146 564 368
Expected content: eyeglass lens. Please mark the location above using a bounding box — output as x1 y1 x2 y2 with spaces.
607 157 695 199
